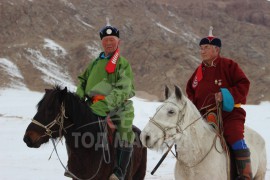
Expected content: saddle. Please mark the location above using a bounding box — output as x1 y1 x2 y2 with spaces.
90 95 116 145
206 112 238 179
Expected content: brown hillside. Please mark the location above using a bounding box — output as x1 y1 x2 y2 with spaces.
1 0 270 104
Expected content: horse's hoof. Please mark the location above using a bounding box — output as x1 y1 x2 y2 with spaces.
109 173 119 180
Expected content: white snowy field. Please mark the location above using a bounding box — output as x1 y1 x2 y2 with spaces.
0 88 269 180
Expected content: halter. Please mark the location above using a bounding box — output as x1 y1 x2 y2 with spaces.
31 103 73 138
149 101 218 140
149 100 226 169
149 101 195 140
31 102 105 180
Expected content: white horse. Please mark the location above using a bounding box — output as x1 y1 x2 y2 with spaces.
140 86 267 180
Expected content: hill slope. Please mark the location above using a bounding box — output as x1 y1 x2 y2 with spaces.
1 0 270 103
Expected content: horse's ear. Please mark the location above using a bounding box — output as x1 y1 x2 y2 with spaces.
60 87 67 101
174 85 182 100
165 85 170 99
45 89 52 93
63 87 67 93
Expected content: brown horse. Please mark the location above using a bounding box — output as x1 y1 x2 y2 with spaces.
23 86 147 180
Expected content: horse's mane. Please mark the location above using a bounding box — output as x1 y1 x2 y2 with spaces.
36 85 79 105
37 85 65 109
37 85 97 133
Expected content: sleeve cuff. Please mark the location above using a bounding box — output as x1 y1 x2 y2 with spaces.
90 101 108 117
220 88 235 112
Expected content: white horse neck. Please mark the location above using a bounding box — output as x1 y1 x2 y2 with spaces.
175 100 220 165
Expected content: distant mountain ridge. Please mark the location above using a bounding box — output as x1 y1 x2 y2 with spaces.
1 0 270 104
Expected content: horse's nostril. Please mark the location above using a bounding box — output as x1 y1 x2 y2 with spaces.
23 135 32 147
146 135 150 142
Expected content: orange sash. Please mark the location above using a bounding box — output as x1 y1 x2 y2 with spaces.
92 95 105 103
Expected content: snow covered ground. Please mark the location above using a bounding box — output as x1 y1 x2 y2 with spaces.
0 88 269 180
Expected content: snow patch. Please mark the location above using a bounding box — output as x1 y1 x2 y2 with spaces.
60 0 76 10
183 31 199 42
44 38 67 57
86 41 102 58
26 48 75 89
0 58 24 79
156 22 176 34
0 88 269 179
75 14 94 29
0 58 26 89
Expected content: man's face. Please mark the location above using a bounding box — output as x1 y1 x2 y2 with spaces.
200 44 219 63
101 36 120 55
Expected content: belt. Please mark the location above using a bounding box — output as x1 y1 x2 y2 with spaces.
234 103 241 108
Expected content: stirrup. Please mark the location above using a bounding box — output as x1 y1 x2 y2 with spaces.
109 173 120 180
64 170 72 178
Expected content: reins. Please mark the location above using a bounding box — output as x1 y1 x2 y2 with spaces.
216 102 231 180
169 134 219 168
149 101 187 139
149 102 215 174
31 102 111 180
98 116 111 164
51 138 104 180
150 100 231 177
149 102 215 141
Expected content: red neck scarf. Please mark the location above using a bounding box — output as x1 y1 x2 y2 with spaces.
192 56 220 89
105 48 120 74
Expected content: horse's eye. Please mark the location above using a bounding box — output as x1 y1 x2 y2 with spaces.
168 110 175 115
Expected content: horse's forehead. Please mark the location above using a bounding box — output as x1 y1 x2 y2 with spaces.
163 100 183 109
38 90 60 108
155 100 186 116
43 92 56 103
153 101 180 118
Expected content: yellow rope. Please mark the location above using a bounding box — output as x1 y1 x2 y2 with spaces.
216 102 231 180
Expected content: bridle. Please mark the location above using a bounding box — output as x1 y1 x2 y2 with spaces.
31 102 109 180
149 101 200 140
149 100 218 140
149 100 224 168
31 102 74 138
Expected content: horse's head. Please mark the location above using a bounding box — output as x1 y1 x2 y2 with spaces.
140 85 198 150
23 86 73 148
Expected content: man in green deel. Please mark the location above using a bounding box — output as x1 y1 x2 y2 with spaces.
75 23 135 180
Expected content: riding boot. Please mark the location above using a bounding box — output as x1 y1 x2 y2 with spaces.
109 144 133 180
233 148 253 180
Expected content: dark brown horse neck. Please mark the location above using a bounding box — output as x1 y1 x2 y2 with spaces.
63 93 115 179
24 86 147 180
65 135 115 179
